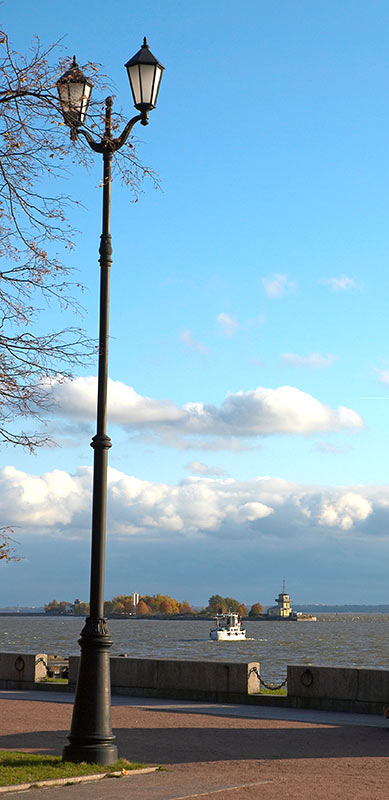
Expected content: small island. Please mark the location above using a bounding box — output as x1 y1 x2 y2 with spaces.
42 586 316 621
261 583 316 622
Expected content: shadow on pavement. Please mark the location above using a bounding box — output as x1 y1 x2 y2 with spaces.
0 723 387 763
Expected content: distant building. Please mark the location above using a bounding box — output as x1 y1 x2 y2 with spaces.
131 592 139 606
264 582 317 621
266 582 292 618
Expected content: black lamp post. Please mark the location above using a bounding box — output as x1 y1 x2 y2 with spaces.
57 39 164 766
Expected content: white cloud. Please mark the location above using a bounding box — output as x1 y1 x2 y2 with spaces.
216 312 265 337
217 312 239 337
375 369 389 385
0 465 89 528
185 461 228 476
300 491 372 531
0 466 386 542
282 353 337 368
48 377 185 425
45 379 364 447
262 273 295 297
322 275 356 291
236 501 272 522
180 328 208 354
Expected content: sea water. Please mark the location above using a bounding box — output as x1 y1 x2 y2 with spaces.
0 614 388 683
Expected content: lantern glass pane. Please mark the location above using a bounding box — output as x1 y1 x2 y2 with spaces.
58 83 73 115
128 65 141 105
139 64 155 105
68 81 86 111
79 83 92 122
57 83 68 106
151 65 162 106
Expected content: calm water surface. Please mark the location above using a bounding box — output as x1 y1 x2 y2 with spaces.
0 614 388 683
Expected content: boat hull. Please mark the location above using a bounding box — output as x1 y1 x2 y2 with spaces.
210 629 247 641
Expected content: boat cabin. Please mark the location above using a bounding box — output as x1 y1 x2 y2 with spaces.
215 611 240 629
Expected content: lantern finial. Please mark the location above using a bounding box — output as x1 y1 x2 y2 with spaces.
142 37 148 48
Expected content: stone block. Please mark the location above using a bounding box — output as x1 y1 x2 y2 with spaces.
110 657 158 689
247 662 261 694
69 655 258 696
287 665 358 700
357 668 389 703
0 652 47 683
110 657 258 694
68 655 80 686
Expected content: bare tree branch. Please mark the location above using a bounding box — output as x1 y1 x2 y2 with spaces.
0 527 20 561
0 31 159 450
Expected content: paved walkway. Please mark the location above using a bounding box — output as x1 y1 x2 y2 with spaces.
0 690 388 799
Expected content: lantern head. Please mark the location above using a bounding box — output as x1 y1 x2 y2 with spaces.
57 57 93 132
125 38 164 114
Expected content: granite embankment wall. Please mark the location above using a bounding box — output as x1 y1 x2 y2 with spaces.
0 652 47 689
0 653 388 714
68 655 260 701
287 664 389 714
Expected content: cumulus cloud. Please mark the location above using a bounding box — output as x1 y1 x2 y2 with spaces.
180 328 208 354
1 465 386 542
322 275 356 291
262 273 295 297
282 353 337 369
0 465 90 528
217 312 239 337
49 377 184 426
45 378 364 447
299 491 372 531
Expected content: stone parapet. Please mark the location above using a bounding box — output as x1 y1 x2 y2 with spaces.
0 652 47 690
287 664 389 714
1 653 388 715
68 656 260 701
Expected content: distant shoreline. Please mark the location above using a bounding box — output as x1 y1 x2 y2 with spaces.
293 605 389 613
2 605 389 618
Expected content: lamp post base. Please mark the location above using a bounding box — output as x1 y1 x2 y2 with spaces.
62 617 118 765
63 742 118 765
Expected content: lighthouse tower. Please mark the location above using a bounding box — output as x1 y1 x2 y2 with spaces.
267 579 293 618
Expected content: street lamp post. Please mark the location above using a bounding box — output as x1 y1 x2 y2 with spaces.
57 39 164 765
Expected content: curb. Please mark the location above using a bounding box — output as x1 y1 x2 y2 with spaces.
0 766 159 794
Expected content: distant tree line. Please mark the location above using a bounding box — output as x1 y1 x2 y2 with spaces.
104 594 193 616
44 599 89 616
44 593 264 617
203 595 263 617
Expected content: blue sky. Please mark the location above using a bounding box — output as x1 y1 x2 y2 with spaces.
2 0 389 607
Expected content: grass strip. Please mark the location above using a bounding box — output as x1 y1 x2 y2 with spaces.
259 687 287 696
0 751 144 787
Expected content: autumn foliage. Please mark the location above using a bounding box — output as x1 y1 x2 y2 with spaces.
248 602 264 617
104 593 194 616
204 594 247 617
43 593 263 617
44 599 89 615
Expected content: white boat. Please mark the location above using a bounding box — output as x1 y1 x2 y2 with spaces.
209 611 246 641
